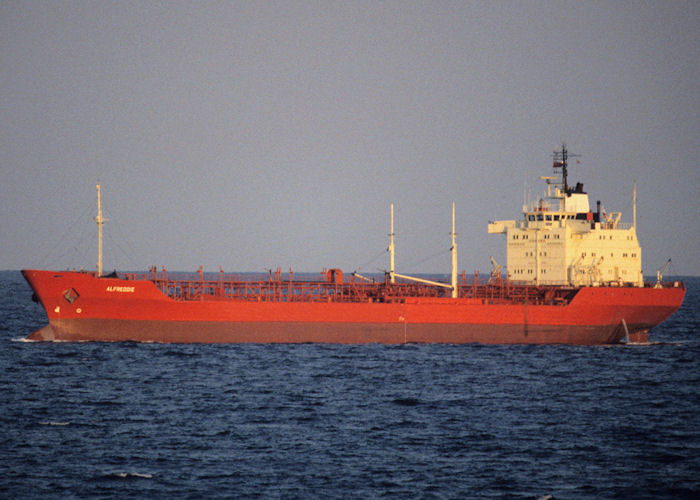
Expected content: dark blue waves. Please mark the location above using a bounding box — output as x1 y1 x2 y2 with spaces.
1 271 698 499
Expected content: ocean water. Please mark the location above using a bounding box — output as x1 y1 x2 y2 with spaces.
1 271 698 499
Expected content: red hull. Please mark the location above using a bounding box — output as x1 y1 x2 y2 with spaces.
22 270 685 345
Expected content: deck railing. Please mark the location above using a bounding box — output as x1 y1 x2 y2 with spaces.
124 268 579 306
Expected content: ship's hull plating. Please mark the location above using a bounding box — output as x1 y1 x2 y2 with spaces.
22 270 685 345
27 319 631 345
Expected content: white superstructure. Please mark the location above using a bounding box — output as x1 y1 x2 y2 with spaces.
488 145 643 287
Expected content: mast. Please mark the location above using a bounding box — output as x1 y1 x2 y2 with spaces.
552 143 580 194
384 203 459 294
451 202 458 298
389 204 395 283
561 145 569 193
95 183 105 277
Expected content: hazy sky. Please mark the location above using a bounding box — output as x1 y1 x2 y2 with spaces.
2 1 698 276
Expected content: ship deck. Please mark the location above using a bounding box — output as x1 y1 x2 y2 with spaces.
122 268 583 306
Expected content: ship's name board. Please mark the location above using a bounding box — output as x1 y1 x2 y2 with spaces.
106 286 135 293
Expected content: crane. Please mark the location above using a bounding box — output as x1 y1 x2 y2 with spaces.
489 256 502 282
655 258 671 288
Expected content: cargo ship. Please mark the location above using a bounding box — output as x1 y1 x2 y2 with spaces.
23 145 685 344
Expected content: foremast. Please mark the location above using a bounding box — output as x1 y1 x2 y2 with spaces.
450 202 458 298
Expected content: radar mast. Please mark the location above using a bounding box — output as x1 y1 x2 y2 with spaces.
552 143 581 194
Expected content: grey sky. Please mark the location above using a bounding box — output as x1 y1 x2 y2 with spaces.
2 1 698 276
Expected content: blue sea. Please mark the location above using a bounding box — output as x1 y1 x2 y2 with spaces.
1 271 698 499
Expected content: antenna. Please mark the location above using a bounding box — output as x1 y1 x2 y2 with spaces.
633 179 637 230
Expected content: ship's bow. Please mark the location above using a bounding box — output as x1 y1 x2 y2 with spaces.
22 269 63 341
